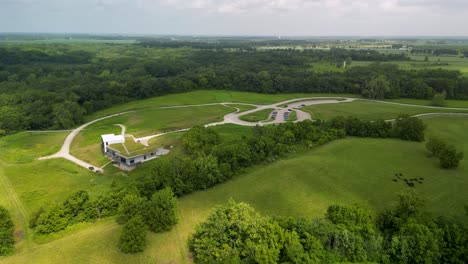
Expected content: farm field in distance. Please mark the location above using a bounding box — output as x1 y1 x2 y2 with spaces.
2 89 468 263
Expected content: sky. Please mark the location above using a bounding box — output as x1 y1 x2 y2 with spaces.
1 0 468 36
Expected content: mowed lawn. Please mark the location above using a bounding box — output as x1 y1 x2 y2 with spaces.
386 98 468 108
239 108 275 122
86 90 359 120
3 117 468 264
303 100 468 120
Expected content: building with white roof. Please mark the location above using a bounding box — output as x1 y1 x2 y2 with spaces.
101 134 125 153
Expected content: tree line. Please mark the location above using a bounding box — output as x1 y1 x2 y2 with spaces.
189 194 468 263
2 44 468 134
30 185 178 254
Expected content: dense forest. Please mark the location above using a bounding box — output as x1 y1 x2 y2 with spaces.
1 43 468 134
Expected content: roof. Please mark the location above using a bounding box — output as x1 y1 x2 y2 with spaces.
101 134 125 143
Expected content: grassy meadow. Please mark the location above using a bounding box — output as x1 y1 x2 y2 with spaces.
86 90 360 120
303 100 468 120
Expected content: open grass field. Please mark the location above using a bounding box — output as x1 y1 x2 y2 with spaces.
91 104 234 137
3 116 468 263
303 100 468 120
225 104 257 113
385 98 468 108
86 90 360 120
239 108 275 122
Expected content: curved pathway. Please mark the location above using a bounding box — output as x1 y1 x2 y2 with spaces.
38 97 468 172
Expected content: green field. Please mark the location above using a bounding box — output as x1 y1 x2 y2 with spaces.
225 104 257 113
239 108 275 122
3 116 468 263
385 98 468 108
2 90 468 263
288 111 297 121
86 90 360 120
303 100 468 120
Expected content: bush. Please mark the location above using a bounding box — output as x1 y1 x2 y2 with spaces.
426 137 464 169
35 205 69 234
0 206 15 256
144 187 178 233
431 91 447 107
426 137 446 158
392 114 426 142
118 215 147 254
439 145 464 169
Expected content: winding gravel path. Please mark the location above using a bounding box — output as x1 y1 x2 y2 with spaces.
38 97 468 172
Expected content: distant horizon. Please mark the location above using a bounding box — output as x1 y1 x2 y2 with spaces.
2 1 468 36
2 32 468 39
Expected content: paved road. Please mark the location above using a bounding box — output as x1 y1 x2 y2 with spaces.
38 97 468 172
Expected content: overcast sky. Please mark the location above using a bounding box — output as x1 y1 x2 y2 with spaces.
1 0 468 36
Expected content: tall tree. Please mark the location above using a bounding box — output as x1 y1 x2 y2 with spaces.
144 188 178 233
363 75 391 99
118 215 147 254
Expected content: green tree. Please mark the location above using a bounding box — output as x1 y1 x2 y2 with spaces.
392 114 426 142
389 221 442 264
0 106 29 133
431 91 447 107
426 137 446 158
118 193 147 224
0 206 15 256
35 205 69 234
144 188 178 233
193 154 223 190
51 101 84 129
182 126 220 155
189 200 285 264
118 215 147 254
363 75 391 99
439 145 464 169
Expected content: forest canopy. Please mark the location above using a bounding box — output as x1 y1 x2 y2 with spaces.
1 44 467 133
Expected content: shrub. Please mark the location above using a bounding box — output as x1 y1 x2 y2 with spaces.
426 137 464 169
144 187 178 233
0 206 15 256
431 91 447 107
426 137 446 158
392 114 426 142
439 145 464 169
118 215 147 254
